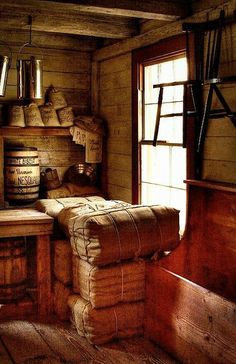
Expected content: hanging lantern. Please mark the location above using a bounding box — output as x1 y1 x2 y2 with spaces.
0 41 12 97
17 16 43 101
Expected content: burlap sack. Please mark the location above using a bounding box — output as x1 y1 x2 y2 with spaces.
39 104 60 127
73 257 145 308
53 280 71 321
8 105 25 127
60 204 179 266
24 103 44 126
54 239 72 285
57 106 74 127
68 295 144 344
35 195 105 218
49 88 67 110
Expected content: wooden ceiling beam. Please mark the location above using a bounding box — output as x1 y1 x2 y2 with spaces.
41 0 188 20
0 9 137 39
0 0 188 22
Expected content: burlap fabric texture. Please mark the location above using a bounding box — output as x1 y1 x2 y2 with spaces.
72 257 145 308
68 295 144 345
59 203 179 266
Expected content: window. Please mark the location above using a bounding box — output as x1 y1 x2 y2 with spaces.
132 36 188 233
142 57 187 232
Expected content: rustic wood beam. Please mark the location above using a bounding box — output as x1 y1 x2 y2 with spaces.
0 0 188 22
0 9 137 38
93 0 235 61
41 0 188 21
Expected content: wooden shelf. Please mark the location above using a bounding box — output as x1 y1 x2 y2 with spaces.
184 179 236 193
0 127 71 137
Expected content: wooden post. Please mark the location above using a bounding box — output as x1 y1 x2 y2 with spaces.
36 235 52 316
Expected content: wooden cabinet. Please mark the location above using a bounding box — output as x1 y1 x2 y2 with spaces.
0 208 53 318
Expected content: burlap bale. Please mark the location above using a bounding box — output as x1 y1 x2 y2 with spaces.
53 280 71 321
57 106 74 127
58 200 131 238
24 103 44 127
8 105 25 127
60 204 179 266
35 195 105 218
68 295 144 345
39 104 60 127
73 257 145 308
54 240 72 285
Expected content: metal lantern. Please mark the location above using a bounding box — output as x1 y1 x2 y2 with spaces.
17 16 43 101
17 55 43 100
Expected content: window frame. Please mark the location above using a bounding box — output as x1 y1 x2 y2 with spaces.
132 34 196 204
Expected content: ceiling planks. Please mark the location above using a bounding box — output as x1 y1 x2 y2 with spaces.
0 0 189 39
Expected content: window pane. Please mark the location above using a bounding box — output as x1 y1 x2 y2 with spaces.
144 64 159 104
142 183 170 206
144 104 157 140
157 116 183 143
142 145 170 185
161 101 183 115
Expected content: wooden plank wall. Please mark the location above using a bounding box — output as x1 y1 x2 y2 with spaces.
202 21 236 183
94 1 236 204
4 136 84 183
0 31 96 205
0 30 95 114
98 53 132 202
145 264 236 364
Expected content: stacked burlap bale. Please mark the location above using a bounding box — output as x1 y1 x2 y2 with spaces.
68 295 144 345
35 196 106 320
58 201 179 345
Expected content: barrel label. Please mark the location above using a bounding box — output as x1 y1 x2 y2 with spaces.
5 157 38 165
6 175 40 186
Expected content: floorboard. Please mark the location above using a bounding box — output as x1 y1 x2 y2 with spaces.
0 318 179 364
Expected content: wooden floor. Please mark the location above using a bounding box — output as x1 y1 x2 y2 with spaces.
0 318 179 364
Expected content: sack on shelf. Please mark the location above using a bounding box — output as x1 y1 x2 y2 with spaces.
39 104 60 127
8 105 25 127
57 106 74 127
49 88 67 110
24 103 44 127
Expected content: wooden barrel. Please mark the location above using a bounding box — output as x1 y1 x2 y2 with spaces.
5 147 40 203
0 237 27 302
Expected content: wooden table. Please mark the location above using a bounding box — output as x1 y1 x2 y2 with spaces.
0 208 54 317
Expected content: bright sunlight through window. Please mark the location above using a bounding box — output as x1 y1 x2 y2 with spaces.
141 57 187 233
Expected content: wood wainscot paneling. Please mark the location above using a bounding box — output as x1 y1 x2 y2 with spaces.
160 179 236 303
145 264 236 364
96 53 132 202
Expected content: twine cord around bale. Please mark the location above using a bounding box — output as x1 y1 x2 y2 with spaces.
88 265 96 303
106 212 122 263
120 264 124 301
81 300 90 338
113 309 118 337
123 208 142 259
